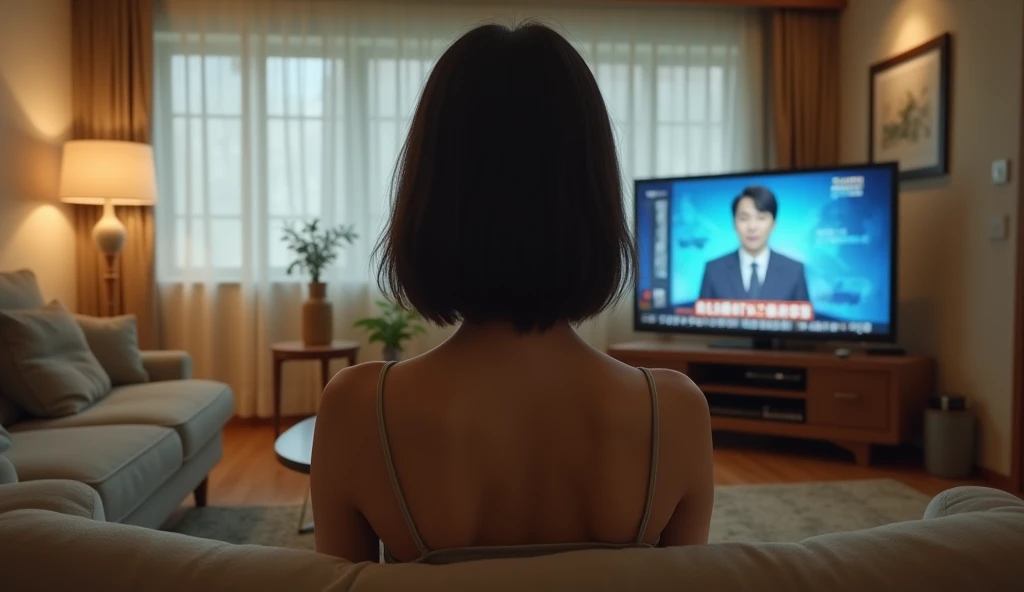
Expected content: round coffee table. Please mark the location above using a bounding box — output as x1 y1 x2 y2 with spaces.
275 416 315 533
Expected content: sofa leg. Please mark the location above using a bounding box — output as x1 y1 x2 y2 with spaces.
194 477 209 508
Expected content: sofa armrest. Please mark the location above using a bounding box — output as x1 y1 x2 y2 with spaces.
924 486 1024 519
0 480 105 521
140 350 193 381
0 510 357 591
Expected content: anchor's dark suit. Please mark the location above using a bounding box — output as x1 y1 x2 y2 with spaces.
698 250 809 301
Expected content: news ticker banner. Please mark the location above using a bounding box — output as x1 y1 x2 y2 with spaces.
694 299 814 321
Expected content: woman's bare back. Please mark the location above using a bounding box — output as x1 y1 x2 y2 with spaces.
310 324 714 562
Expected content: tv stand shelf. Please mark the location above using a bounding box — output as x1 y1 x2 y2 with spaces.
608 342 935 466
699 384 807 399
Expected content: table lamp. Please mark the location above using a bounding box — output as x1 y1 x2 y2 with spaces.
59 140 159 317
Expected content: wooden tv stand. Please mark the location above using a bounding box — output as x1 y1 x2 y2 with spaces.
608 342 935 466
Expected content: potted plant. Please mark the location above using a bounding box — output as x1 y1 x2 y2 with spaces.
282 219 357 346
353 300 427 361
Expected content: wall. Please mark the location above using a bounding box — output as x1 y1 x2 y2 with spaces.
0 0 76 306
841 0 1023 475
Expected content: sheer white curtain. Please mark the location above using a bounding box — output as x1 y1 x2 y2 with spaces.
153 0 765 418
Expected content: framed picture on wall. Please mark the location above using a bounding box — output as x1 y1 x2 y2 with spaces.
869 33 951 180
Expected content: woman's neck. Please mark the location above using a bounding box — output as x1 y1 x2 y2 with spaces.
447 320 589 352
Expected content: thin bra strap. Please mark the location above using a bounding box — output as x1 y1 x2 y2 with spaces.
636 367 661 544
376 361 430 556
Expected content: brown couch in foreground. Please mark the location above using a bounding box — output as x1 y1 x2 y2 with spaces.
0 481 1022 591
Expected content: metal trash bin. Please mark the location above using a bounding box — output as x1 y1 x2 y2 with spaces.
924 394 976 479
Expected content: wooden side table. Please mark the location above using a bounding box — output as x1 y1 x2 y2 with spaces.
271 340 360 437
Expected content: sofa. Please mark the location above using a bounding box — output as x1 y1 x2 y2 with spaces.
0 481 1022 591
0 270 234 528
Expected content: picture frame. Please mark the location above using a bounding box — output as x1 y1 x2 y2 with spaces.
869 33 951 180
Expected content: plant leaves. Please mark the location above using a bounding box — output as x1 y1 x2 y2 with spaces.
280 217 357 281
353 298 427 350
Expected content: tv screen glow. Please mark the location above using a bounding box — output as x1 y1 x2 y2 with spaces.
633 163 898 342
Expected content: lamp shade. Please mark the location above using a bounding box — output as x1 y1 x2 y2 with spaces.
59 140 158 206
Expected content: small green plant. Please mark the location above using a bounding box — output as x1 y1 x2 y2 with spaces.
281 219 357 283
353 300 427 360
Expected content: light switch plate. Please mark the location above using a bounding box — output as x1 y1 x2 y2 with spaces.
988 215 1009 241
992 159 1010 184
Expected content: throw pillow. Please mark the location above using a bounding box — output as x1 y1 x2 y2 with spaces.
75 314 150 386
0 300 112 417
0 269 44 310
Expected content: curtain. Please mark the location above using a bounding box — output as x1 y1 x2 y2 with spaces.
771 8 840 168
154 0 765 418
71 0 161 349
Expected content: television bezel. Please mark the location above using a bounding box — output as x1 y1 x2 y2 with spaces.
632 162 900 344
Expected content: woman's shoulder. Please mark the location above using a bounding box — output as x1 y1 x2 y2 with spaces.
326 360 391 390
318 361 390 425
643 367 710 422
640 367 712 498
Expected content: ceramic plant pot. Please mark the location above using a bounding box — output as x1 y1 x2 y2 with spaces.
302 282 333 346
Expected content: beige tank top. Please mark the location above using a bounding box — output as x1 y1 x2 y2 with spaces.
375 361 661 564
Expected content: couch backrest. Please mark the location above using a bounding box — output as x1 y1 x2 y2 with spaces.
0 269 44 426
1 494 1023 592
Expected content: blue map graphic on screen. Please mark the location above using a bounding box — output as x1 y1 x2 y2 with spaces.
634 165 896 339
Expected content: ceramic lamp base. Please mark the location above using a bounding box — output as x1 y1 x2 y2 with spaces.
92 200 126 317
92 199 127 255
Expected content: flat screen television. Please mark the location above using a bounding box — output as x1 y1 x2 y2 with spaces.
633 163 899 346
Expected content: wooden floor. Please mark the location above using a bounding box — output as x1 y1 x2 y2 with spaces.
197 421 988 508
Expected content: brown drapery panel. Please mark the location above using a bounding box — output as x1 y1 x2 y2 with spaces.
771 8 840 168
71 0 160 349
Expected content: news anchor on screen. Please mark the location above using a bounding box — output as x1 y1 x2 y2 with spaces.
698 186 809 301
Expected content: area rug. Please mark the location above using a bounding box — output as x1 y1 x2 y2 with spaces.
167 479 932 550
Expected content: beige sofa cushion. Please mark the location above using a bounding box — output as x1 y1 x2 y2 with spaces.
4 425 182 523
75 314 149 386
12 380 234 460
0 300 112 417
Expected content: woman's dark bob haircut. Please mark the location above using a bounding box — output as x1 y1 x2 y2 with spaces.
375 22 635 333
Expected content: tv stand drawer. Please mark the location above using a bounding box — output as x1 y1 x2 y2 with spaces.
808 370 889 431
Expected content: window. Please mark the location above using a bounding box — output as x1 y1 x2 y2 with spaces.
163 50 245 271
153 7 763 283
